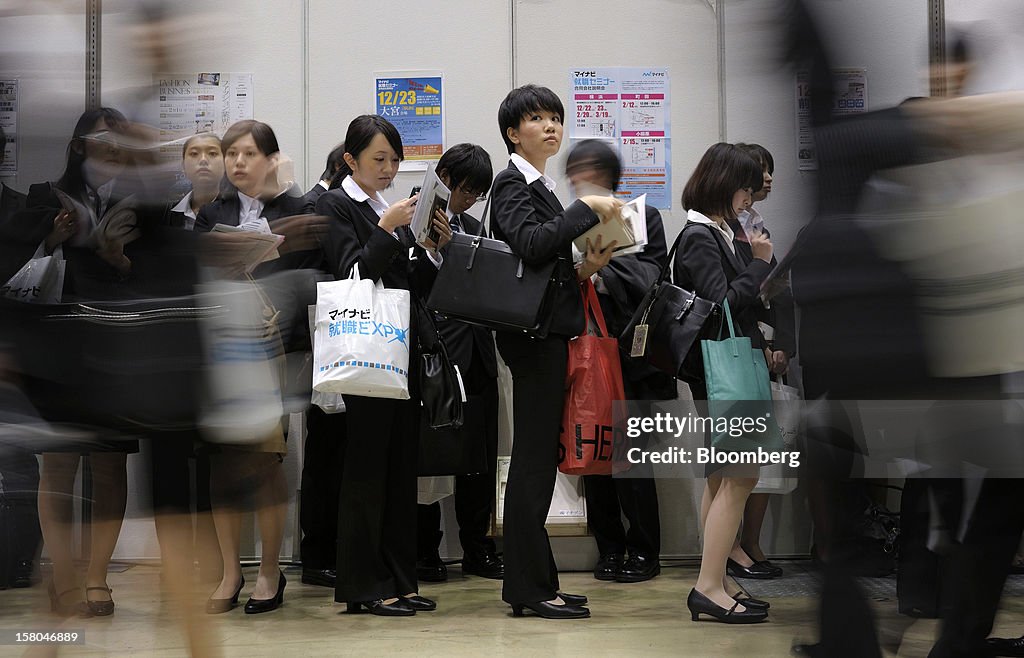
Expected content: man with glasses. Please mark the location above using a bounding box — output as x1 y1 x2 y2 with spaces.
413 143 504 582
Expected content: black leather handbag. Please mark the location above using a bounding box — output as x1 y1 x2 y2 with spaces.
426 195 558 337
415 297 463 430
619 227 721 383
417 393 488 476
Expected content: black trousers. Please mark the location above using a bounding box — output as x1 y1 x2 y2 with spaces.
496 333 567 605
334 395 419 603
582 475 660 559
300 406 346 570
0 448 41 578
417 374 500 558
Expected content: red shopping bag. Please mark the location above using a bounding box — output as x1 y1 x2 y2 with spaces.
558 280 626 476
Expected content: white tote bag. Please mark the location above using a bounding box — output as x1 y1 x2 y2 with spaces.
752 380 801 495
2 243 66 304
312 265 411 400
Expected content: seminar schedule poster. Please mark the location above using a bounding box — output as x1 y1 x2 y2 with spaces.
374 71 445 172
568 67 671 209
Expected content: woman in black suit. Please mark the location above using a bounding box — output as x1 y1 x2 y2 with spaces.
564 139 674 585
193 120 303 615
491 85 620 619
316 114 440 617
673 143 773 624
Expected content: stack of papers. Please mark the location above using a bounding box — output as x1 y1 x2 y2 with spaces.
211 223 284 273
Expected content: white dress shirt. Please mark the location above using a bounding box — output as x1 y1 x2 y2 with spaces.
686 208 736 254
170 191 197 231
510 153 557 192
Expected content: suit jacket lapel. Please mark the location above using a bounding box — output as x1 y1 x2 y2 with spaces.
710 228 746 276
529 180 562 218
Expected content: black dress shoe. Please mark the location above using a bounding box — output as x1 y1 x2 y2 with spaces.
244 571 285 614
687 588 767 624
558 592 588 606
416 554 448 582
987 636 1024 657
301 568 336 588
727 558 777 580
616 555 661 583
400 594 436 611
732 591 770 610
754 560 784 578
510 601 590 619
205 577 244 614
593 553 624 581
462 551 504 579
347 599 415 616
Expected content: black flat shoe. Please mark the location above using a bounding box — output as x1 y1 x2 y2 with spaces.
986 635 1024 657
244 571 285 614
616 555 661 583
727 558 777 580
301 568 336 588
400 594 436 611
85 586 115 616
346 599 415 616
593 553 624 581
205 576 244 615
462 551 504 579
754 560 784 577
416 554 448 582
687 588 767 624
732 591 770 610
558 592 588 606
511 600 590 619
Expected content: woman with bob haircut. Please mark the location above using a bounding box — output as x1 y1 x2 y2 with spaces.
316 114 443 617
673 142 774 624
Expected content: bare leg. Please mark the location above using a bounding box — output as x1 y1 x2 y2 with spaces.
741 493 772 562
695 470 759 611
84 452 127 601
251 454 286 599
37 453 81 600
208 453 243 600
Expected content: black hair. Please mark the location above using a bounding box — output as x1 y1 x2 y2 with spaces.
320 142 347 183
333 115 404 184
682 143 763 221
436 143 492 196
181 132 221 158
55 107 130 195
221 120 280 157
565 140 621 192
497 84 564 154
735 142 774 175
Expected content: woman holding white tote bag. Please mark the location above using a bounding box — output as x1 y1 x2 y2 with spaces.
316 115 446 617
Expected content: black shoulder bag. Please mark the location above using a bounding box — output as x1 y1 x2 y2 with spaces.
618 224 722 383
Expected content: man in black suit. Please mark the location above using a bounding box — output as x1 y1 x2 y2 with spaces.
412 144 504 581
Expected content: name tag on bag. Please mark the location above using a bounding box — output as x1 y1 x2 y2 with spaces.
630 324 649 357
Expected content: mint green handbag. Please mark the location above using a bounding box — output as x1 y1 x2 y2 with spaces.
700 299 783 453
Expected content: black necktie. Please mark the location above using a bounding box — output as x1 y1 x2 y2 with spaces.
450 214 462 233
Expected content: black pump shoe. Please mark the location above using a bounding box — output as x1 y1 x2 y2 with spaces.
687 588 767 624
347 599 415 616
511 601 590 619
558 592 588 606
726 558 777 580
400 594 436 611
732 591 771 610
205 576 244 615
244 571 285 614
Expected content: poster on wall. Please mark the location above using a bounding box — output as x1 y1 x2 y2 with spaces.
795 68 868 171
155 72 254 163
0 79 18 176
374 71 445 172
568 67 671 208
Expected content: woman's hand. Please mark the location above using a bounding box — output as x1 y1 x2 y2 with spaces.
577 234 617 281
44 209 77 254
379 195 417 233
97 239 131 277
769 350 789 376
580 195 624 224
422 208 452 253
749 228 773 263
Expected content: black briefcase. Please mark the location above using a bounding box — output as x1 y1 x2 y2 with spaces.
426 196 558 337
417 394 487 476
619 229 721 383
